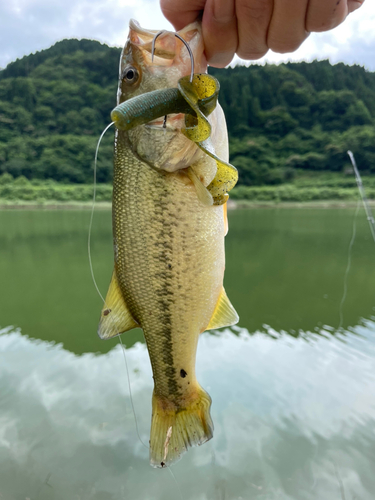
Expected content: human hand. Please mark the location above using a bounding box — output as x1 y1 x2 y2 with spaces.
160 0 365 67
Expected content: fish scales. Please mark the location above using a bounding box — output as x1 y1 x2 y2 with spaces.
98 19 239 467
113 131 225 400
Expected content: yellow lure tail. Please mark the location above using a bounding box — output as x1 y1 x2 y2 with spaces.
150 387 214 468
198 139 238 206
178 74 219 143
178 75 238 205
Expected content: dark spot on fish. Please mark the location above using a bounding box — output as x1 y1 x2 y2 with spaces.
180 369 187 378
336 0 341 4
103 309 111 316
168 264 172 269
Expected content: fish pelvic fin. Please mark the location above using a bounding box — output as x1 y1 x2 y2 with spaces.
205 287 239 331
97 270 138 340
150 387 213 468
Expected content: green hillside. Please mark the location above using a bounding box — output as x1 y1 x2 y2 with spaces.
0 39 374 187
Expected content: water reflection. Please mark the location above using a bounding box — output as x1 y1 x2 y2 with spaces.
226 208 375 335
1 208 375 356
1 207 375 498
1 322 375 499
0 210 144 354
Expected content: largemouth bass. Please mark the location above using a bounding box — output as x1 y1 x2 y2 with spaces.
98 19 239 468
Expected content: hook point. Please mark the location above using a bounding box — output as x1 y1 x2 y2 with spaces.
151 30 195 82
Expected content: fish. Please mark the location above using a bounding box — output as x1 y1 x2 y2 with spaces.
97 19 239 468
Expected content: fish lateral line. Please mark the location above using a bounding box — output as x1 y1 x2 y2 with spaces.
98 19 240 471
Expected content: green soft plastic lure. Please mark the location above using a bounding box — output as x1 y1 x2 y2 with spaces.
111 73 238 205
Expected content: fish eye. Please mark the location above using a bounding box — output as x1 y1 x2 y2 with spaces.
122 66 139 84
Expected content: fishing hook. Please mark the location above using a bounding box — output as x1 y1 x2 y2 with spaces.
151 30 195 83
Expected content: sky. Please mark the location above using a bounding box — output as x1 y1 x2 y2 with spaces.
0 0 374 71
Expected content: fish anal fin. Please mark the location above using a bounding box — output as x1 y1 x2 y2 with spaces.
206 287 239 331
98 271 138 340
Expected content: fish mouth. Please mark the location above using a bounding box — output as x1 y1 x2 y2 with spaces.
127 19 207 74
145 113 185 130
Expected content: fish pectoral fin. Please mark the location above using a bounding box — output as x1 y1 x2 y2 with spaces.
186 167 213 206
98 271 138 340
205 287 239 331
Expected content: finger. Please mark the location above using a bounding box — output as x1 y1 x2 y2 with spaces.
160 0 206 31
347 0 365 13
306 0 349 32
267 0 309 53
202 0 238 67
235 0 274 60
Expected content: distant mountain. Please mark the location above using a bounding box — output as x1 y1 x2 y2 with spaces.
0 39 115 80
0 39 374 185
0 39 121 183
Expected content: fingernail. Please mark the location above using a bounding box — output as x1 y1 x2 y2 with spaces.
349 0 364 12
208 52 234 68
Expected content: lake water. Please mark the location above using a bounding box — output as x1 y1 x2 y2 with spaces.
1 207 375 500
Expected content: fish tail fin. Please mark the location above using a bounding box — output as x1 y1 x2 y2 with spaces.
150 386 213 468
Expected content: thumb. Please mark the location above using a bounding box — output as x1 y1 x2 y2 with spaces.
160 0 207 30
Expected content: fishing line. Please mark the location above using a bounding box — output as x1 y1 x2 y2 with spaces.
118 334 183 500
117 334 148 449
118 336 183 499
338 199 360 331
333 460 347 500
89 121 144 437
338 151 375 330
166 464 184 500
89 123 184 500
347 150 375 244
88 121 114 303
88 121 145 443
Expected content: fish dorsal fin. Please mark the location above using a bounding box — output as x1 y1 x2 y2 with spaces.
205 287 239 331
186 167 213 206
98 271 138 340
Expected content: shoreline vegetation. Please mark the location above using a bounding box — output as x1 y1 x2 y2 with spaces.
1 172 373 209
2 201 374 210
1 40 375 204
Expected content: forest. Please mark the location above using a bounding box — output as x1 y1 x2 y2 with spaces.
0 38 374 191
